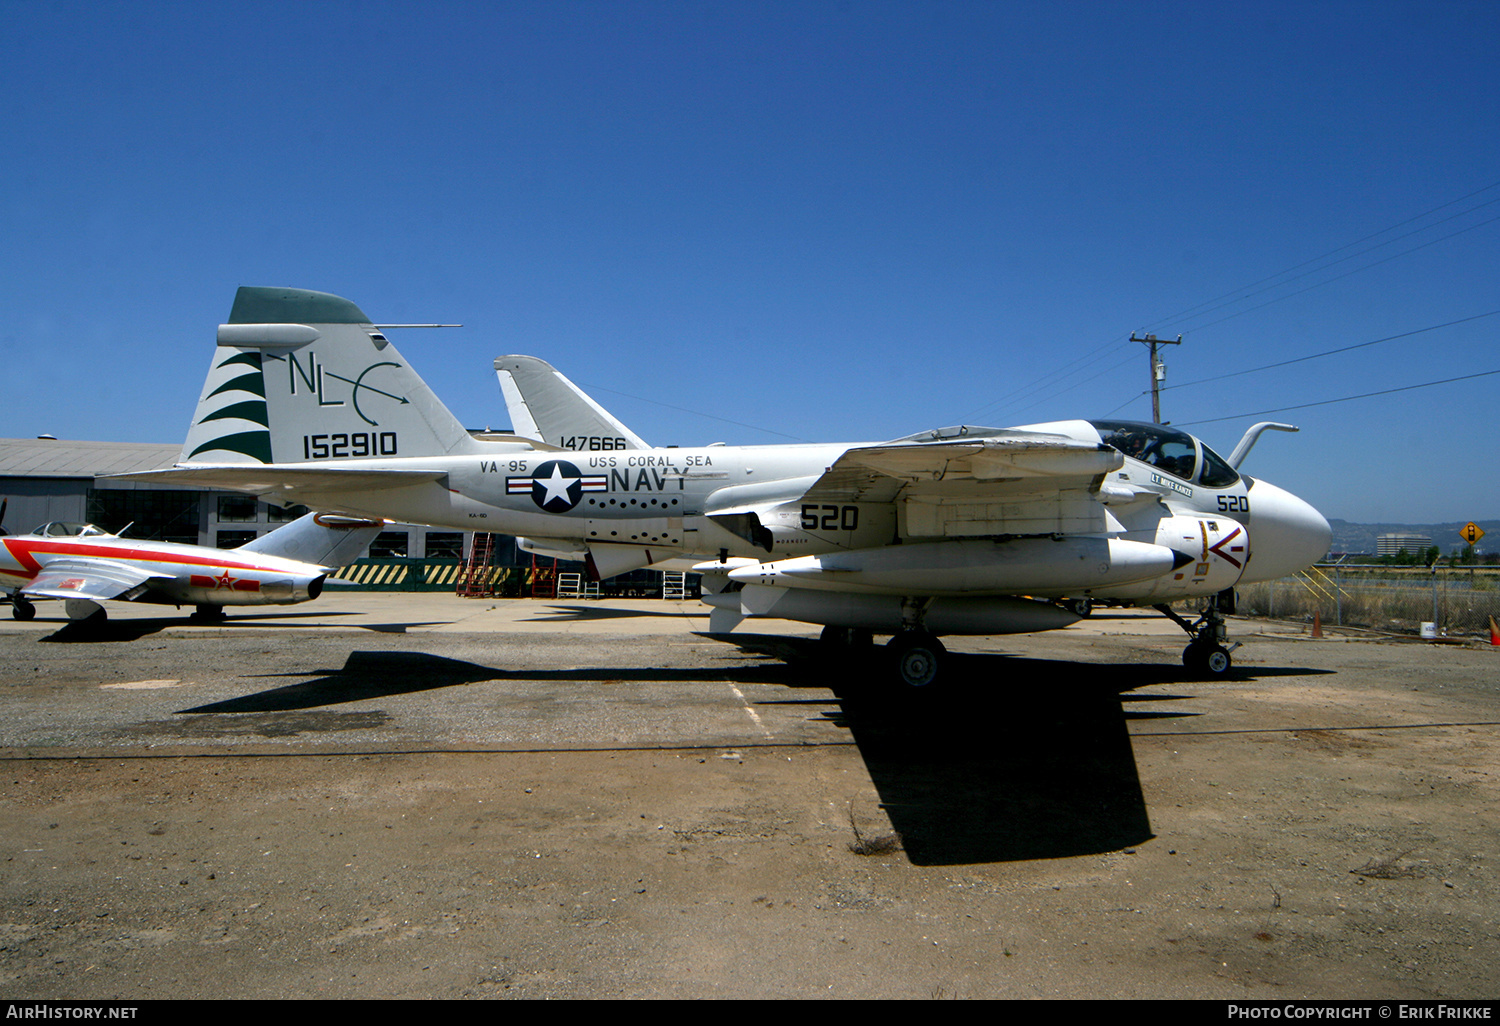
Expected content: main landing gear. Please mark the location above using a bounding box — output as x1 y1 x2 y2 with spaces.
821 623 947 692
885 598 945 691
818 597 948 692
1156 589 1239 677
888 630 946 689
11 595 35 621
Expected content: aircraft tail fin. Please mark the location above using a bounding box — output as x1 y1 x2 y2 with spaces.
239 512 383 567
494 355 649 451
180 287 481 466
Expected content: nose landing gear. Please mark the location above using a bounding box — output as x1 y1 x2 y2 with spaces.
1156 589 1239 677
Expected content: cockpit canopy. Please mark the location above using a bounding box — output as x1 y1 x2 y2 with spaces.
1089 420 1240 488
34 522 113 538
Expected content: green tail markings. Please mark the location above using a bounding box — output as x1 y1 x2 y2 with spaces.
187 430 273 463
206 371 267 401
178 287 484 465
199 400 269 427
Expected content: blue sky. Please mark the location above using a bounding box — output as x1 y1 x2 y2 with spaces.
2 1 1496 525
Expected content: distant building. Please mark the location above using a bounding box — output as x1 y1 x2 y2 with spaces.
1376 533 1433 557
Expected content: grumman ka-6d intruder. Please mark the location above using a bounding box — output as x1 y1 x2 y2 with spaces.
119 287 1331 688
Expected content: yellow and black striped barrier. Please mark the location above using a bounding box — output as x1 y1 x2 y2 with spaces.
328 559 700 599
328 558 464 591
327 560 555 596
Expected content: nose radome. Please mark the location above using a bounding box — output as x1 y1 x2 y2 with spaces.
1243 478 1331 582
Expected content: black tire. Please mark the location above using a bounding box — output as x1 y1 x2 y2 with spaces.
1183 643 1232 677
1068 598 1094 617
12 598 35 621
888 632 946 690
820 625 852 646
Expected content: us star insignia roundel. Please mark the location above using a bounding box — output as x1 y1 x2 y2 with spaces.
507 460 608 513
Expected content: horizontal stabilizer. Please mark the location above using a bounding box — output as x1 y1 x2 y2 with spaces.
108 464 446 495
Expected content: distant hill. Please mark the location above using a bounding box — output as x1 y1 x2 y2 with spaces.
1326 519 1498 556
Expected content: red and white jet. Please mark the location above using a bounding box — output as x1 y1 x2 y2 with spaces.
0 509 381 622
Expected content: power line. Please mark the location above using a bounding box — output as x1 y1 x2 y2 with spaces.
1161 309 1500 392
1001 348 1141 420
960 334 1135 422
1175 368 1500 427
1173 212 1500 335
978 179 1500 423
574 382 810 442
1139 178 1500 332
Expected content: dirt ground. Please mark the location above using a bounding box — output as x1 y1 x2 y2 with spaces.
0 600 1496 999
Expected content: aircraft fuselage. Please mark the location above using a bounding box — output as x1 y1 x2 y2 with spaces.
255 428 1318 601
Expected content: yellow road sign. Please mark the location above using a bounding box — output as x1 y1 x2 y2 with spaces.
1460 522 1485 545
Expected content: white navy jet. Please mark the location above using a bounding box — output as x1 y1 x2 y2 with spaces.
1 505 381 623
120 287 1330 686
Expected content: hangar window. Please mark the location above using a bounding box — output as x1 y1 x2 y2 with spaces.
218 495 258 523
370 531 409 558
215 530 258 549
88 489 201 544
266 503 311 523
424 532 464 559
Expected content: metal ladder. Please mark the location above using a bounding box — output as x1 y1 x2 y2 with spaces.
557 572 599 599
456 532 494 597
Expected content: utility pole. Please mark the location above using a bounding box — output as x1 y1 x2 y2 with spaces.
1130 332 1181 423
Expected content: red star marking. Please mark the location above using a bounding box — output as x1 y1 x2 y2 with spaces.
215 570 236 589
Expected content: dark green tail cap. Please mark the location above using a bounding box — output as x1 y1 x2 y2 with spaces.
228 287 371 325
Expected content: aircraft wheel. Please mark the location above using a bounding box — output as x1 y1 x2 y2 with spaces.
820 625 852 646
1204 645 1232 675
888 631 946 690
191 604 226 622
1183 643 1232 677
820 626 875 649
12 598 35 621
1067 598 1093 617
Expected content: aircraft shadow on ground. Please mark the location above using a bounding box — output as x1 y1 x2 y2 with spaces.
35 609 366 643
180 649 806 714
717 634 1332 866
38 618 175 642
174 634 1336 866
524 604 701 622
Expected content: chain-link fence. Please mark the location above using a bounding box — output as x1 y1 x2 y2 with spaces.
1239 565 1500 637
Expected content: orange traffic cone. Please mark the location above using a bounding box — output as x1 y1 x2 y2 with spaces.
1489 616 1499 647
1311 611 1323 639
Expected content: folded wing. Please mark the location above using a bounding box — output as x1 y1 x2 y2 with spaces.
801 427 1122 538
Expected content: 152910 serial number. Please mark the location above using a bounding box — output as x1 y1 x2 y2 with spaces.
303 432 399 459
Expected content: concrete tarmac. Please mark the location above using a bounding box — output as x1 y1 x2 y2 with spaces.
0 594 1496 999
